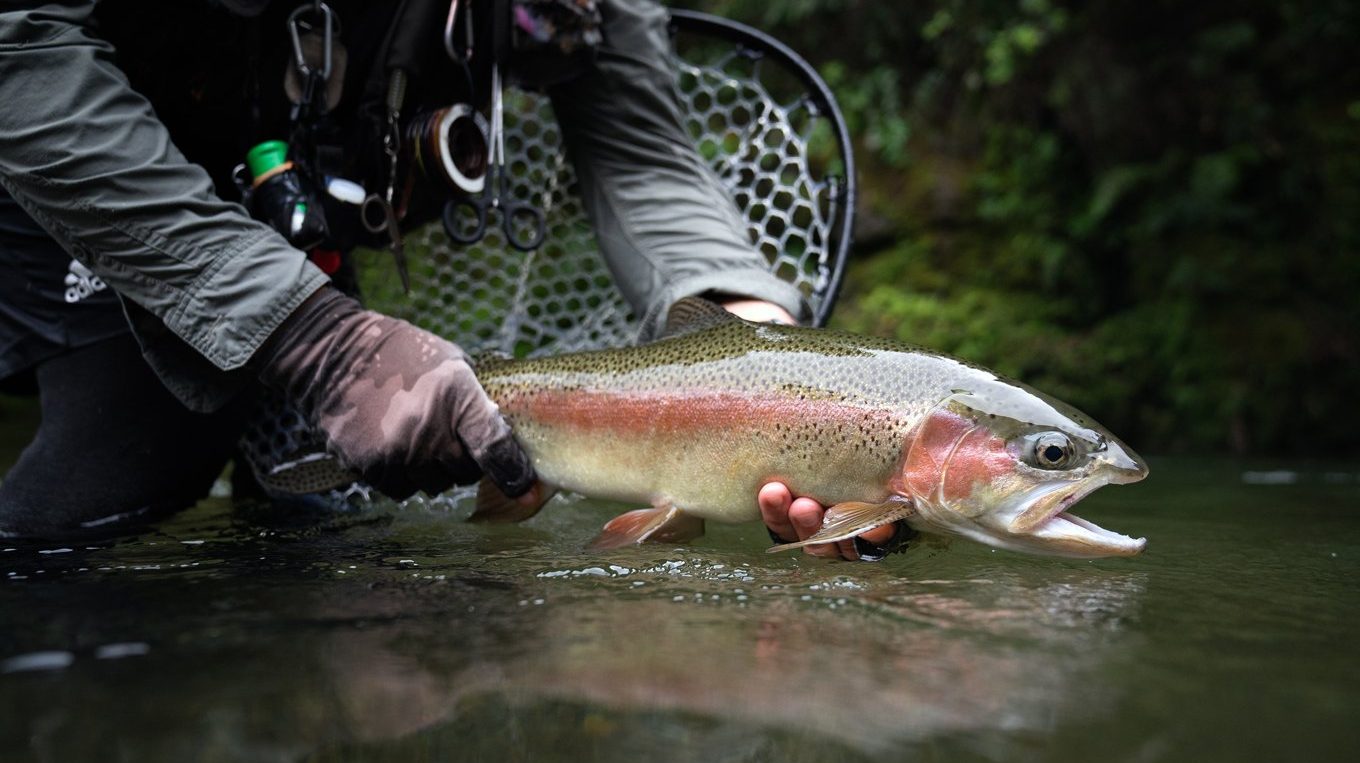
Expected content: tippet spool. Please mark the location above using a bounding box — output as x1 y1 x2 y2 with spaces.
406 104 487 195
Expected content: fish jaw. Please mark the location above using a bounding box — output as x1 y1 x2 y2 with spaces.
998 474 1147 558
999 440 1149 557
1029 511 1147 558
907 475 1146 559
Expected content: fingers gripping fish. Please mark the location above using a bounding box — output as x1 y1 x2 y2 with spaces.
474 298 1148 559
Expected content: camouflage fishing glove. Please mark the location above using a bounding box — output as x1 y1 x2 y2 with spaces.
258 288 536 500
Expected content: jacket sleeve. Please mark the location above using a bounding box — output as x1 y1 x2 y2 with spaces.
0 1 329 372
548 0 811 339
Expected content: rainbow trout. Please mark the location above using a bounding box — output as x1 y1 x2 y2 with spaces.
476 298 1148 558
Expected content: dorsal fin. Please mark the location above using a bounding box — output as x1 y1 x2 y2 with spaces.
658 297 740 339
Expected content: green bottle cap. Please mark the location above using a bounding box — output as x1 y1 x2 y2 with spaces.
246 140 290 179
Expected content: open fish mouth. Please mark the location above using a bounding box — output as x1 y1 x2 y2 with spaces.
1022 482 1146 557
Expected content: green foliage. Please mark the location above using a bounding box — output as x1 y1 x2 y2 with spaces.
679 0 1360 454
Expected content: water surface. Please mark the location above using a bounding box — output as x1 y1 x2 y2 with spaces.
2 458 1357 762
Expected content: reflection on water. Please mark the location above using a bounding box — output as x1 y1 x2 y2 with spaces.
317 568 1147 754
1 458 1358 762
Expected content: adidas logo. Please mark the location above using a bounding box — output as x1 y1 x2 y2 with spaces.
63 259 106 304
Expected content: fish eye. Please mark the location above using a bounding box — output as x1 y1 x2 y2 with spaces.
1026 432 1075 470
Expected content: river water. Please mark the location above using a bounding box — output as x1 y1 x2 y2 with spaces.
1 457 1357 762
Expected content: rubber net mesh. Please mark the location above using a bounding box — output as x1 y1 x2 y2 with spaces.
239 35 849 497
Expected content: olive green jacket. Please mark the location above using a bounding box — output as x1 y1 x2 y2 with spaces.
0 3 329 409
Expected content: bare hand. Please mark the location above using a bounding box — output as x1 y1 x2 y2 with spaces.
718 298 798 325
758 482 898 561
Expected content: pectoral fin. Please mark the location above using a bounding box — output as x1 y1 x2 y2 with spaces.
590 505 706 550
766 499 915 553
470 478 557 523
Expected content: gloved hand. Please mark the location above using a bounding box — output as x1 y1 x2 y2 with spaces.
257 287 536 500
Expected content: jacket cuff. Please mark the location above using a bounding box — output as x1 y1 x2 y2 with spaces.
164 236 331 371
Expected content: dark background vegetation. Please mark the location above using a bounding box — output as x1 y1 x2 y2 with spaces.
681 0 1360 456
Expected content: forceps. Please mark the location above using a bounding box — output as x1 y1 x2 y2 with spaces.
441 64 546 252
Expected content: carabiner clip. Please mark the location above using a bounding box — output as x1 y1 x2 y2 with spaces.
288 1 337 81
443 0 474 63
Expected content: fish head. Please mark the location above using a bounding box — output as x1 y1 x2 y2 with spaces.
895 381 1148 558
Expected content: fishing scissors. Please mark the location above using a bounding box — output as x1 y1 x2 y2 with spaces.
441 64 546 252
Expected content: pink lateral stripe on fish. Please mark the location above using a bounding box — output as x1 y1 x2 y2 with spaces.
503 388 903 439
